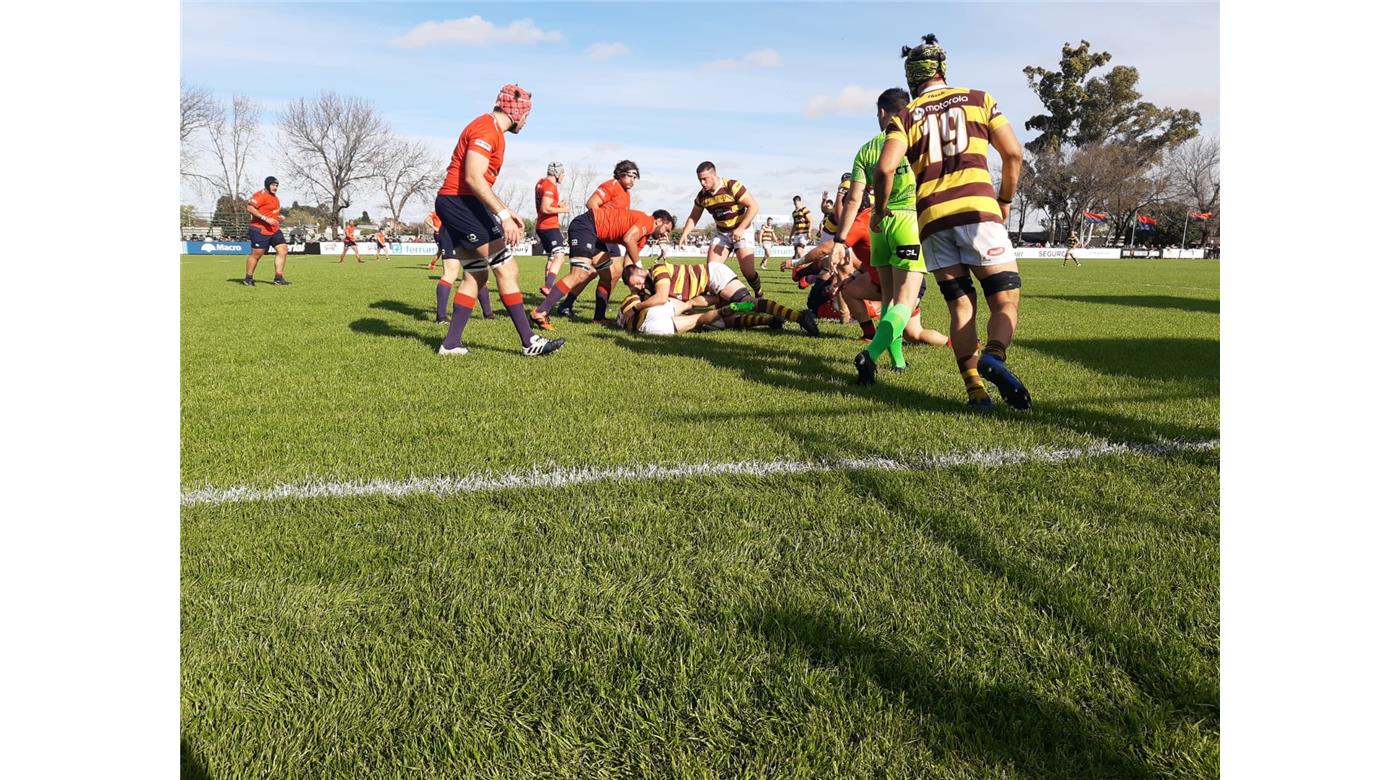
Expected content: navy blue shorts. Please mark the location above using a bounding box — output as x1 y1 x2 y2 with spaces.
248 229 287 250
566 211 602 259
604 242 624 257
374 239 386 249
435 193 501 252
435 230 452 254
537 226 565 255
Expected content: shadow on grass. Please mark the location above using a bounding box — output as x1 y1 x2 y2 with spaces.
603 332 1218 443
180 738 212 780
348 317 518 355
1037 294 1219 315
369 299 433 322
1016 337 1219 383
748 605 1157 779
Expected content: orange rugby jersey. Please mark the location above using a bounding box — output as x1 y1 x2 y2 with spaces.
248 190 279 236
440 113 505 196
592 207 654 248
534 178 561 230
591 178 631 210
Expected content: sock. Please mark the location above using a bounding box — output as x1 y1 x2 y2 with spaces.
442 292 476 349
594 284 612 320
478 287 494 317
984 340 1007 361
744 272 764 298
963 368 991 401
735 314 771 328
888 332 907 369
500 291 535 347
859 320 876 339
244 274 253 282
755 298 801 322
537 280 572 313
865 304 912 363
274 273 285 281
436 279 452 320
559 291 580 310
544 271 557 289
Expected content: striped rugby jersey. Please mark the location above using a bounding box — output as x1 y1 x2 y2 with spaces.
885 85 1009 237
694 178 750 231
647 261 710 301
791 206 811 234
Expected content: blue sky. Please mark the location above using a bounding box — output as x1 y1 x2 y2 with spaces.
181 1 1219 224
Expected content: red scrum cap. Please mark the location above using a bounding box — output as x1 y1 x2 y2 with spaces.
496 83 532 127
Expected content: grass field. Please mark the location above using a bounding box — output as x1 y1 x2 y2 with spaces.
181 252 1219 778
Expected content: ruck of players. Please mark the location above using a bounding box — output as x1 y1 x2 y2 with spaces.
243 33 1033 411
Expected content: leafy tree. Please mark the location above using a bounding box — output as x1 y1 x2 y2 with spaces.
1023 41 1201 159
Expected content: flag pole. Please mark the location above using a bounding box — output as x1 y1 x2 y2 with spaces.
1180 207 1190 255
1130 212 1138 248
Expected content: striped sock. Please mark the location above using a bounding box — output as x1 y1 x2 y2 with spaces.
537 280 572 313
442 292 476 348
985 340 1007 361
756 298 801 322
435 279 452 320
500 291 534 346
963 368 991 401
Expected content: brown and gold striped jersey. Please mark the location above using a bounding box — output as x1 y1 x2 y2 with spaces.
885 85 1009 237
791 206 811 234
758 225 777 243
647 261 711 301
694 178 750 231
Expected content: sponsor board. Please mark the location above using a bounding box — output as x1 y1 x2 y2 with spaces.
183 241 252 255
1013 247 1122 260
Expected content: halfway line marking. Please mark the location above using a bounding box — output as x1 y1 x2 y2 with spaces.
181 438 1219 507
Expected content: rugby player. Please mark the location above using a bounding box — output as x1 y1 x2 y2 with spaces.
835 87 926 376
372 228 388 260
1064 231 1081 267
870 35 1030 409
243 176 290 286
530 207 675 330
433 83 563 357
425 210 444 271
825 206 950 349
757 218 778 269
338 221 363 264
553 160 639 321
534 162 571 295
787 195 812 269
620 258 819 336
615 293 782 336
675 162 765 297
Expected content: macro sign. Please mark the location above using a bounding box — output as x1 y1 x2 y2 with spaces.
184 241 253 255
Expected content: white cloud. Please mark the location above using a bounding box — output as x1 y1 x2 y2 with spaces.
587 42 630 61
803 86 882 118
701 49 782 71
392 16 563 48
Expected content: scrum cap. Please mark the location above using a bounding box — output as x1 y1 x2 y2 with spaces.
496 83 533 126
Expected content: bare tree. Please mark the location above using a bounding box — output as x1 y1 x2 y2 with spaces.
185 93 261 204
180 83 216 145
559 163 600 224
279 92 393 224
377 138 438 226
1165 135 1220 214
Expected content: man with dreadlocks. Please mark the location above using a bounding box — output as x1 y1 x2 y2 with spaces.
869 34 1031 410
534 162 571 294
433 83 565 358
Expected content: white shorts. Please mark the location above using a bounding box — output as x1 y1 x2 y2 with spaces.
711 228 754 252
792 233 809 247
760 241 774 253
706 261 738 294
818 229 836 245
922 221 1017 271
638 300 681 335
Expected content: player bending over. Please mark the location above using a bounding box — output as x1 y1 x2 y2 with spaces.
552 160 640 320
531 207 675 330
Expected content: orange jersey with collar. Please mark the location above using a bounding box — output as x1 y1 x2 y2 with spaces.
535 178 561 230
248 190 279 236
590 178 631 211
344 224 356 241
592 207 653 248
375 231 386 243
439 113 505 196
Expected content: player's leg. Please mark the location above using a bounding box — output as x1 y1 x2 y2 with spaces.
477 273 495 319
593 259 621 323
439 248 487 355
839 272 880 341
715 265 816 335
488 245 563 355
959 222 1029 408
533 254 602 328
272 239 291 285
354 243 363 263
244 245 265 285
734 237 763 297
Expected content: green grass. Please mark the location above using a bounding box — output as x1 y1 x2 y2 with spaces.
181 254 1219 778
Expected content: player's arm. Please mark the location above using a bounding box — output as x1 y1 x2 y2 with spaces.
540 191 569 215
871 134 907 231
676 205 705 245
636 276 673 311
989 123 1023 220
733 190 759 234
246 199 276 227
621 226 646 267
832 175 867 267
585 188 606 211
464 150 523 243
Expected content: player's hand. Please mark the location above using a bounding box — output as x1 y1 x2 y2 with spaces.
502 214 524 245
558 201 570 211
829 242 846 269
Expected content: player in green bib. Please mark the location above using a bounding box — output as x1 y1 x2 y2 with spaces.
831 87 924 376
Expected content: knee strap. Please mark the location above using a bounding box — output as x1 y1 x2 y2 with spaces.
980 271 1021 295
937 276 977 301
487 246 513 268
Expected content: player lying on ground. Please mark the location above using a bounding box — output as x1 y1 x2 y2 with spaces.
552 160 640 321
433 82 562 358
530 207 675 331
614 294 785 335
620 260 819 336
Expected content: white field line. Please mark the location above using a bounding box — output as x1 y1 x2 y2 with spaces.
181 438 1219 507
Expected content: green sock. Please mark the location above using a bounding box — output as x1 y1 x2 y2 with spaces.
888 329 907 369
866 303 912 363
